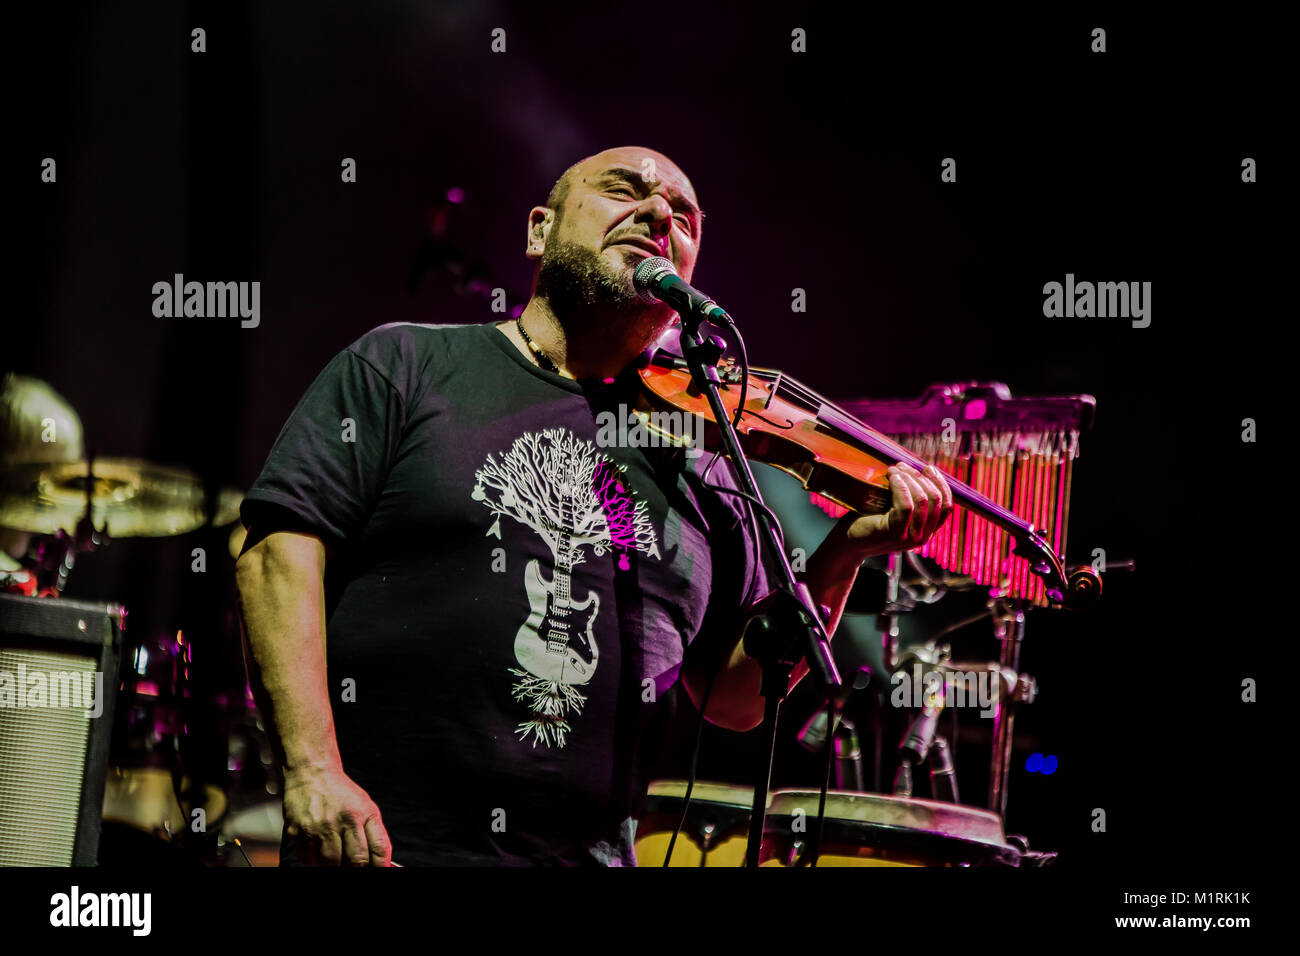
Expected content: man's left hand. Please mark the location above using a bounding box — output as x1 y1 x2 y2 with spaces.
835 462 953 558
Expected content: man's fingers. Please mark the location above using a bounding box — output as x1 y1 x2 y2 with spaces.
888 467 916 528
293 829 320 866
920 465 953 539
888 463 955 547
891 470 927 542
912 474 942 534
282 770 388 867
913 469 947 538
365 816 393 867
340 812 371 866
316 828 344 866
927 464 954 515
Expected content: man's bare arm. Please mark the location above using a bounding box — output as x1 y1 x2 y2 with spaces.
679 532 861 733
235 530 391 866
682 463 952 732
236 531 336 769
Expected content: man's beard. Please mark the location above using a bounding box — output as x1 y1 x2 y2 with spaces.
535 236 645 314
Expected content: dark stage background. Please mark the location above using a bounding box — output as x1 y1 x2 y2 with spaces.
13 2 1277 877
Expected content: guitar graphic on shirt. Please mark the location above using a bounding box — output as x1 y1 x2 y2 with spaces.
513 492 600 686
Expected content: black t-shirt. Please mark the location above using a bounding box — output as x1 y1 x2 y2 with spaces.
241 320 771 865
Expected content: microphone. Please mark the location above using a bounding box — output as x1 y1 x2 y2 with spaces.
632 257 731 323
832 718 865 791
797 666 872 752
898 696 942 765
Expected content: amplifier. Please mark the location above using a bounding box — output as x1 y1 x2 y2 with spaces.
0 594 124 866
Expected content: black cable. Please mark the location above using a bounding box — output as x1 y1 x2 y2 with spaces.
698 455 785 606
809 698 835 867
700 478 786 548
662 654 719 866
663 449 760 868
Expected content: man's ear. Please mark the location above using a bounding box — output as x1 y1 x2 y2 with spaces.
525 207 555 259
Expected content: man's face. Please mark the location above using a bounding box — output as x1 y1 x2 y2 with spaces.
529 147 702 314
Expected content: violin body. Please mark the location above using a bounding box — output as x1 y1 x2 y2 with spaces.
637 358 894 515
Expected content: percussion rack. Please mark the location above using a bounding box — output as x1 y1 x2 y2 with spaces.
835 382 1095 819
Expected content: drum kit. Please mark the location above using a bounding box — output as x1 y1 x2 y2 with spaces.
0 456 283 866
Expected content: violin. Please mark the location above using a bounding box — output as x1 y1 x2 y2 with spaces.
635 349 1101 610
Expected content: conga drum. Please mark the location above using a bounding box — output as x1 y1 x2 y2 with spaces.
635 780 754 867
760 790 1021 867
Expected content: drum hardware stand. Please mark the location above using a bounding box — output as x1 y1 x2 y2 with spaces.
676 310 843 869
892 668 947 797
696 822 718 867
797 666 872 792
928 736 958 802
892 759 913 796
1002 831 1057 866
885 636 953 797
25 455 111 595
985 561 1125 816
831 716 865 791
881 552 935 799
879 553 905 670
987 598 1039 818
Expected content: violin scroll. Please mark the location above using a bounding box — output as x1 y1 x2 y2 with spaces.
1061 565 1103 610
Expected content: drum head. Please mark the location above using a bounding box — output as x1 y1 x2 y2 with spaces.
102 766 227 835
762 790 1021 867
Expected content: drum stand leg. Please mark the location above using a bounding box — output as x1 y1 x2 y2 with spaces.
879 553 903 671
987 600 1026 818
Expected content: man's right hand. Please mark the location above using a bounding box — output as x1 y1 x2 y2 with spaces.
236 531 392 866
283 765 392 866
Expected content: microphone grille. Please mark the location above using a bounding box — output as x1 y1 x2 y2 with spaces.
633 256 676 304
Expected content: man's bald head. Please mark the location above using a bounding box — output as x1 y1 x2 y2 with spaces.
543 147 699 231
545 162 581 220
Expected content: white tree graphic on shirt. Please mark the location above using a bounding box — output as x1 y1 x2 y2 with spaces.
472 427 660 748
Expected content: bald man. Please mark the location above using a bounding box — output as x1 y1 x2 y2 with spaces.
236 146 951 866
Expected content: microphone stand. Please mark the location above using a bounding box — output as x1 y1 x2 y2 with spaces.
675 309 843 868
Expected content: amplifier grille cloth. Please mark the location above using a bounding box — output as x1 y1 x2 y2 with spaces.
0 647 98 866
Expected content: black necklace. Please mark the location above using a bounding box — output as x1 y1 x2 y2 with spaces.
516 317 562 374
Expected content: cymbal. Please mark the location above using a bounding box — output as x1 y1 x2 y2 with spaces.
0 458 243 537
